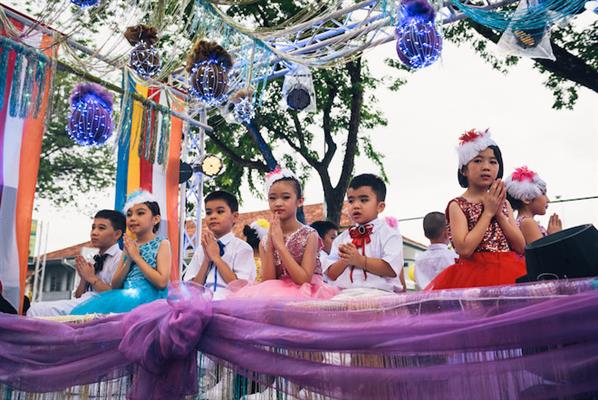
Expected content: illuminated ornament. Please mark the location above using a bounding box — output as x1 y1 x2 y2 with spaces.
199 154 224 178
513 26 546 49
67 83 113 146
395 0 442 69
124 25 161 79
186 41 233 106
229 87 255 123
282 64 316 112
70 0 100 7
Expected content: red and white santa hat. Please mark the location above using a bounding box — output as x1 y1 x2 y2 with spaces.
504 166 546 201
457 128 497 168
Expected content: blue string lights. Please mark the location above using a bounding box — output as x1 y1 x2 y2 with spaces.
67 83 114 146
186 40 233 106
234 97 255 123
70 0 100 8
395 0 442 70
189 59 230 106
124 25 161 80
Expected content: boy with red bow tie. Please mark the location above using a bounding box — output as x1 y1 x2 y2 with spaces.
324 174 404 299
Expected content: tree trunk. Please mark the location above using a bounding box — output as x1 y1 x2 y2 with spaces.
321 58 364 225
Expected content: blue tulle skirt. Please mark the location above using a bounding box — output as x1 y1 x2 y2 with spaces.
70 279 167 315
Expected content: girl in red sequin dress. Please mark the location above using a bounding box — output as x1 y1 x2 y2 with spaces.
227 167 339 300
426 129 526 290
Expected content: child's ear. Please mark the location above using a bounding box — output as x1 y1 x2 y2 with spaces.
153 214 161 226
377 201 386 213
232 211 239 224
297 196 305 208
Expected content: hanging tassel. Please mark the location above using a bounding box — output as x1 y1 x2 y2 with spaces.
148 108 158 164
18 54 35 118
156 111 170 166
8 51 24 118
138 106 147 159
32 58 48 118
0 44 10 112
144 104 153 161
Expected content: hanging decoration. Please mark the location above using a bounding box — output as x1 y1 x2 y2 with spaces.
496 0 555 60
394 0 443 69
230 87 255 124
186 40 233 106
124 25 161 79
449 0 587 32
198 154 224 178
70 0 100 8
282 64 316 113
585 1 598 14
0 37 50 119
67 83 114 146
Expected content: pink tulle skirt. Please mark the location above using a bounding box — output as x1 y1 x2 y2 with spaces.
225 275 339 300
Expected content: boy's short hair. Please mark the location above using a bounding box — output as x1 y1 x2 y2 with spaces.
94 210 126 234
348 174 386 201
422 212 447 240
310 220 339 239
205 190 239 212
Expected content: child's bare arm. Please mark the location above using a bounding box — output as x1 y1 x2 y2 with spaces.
276 232 318 285
496 202 525 254
449 201 492 258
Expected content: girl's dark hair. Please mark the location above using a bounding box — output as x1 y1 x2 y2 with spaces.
507 193 524 211
243 225 260 250
273 177 302 198
144 201 161 233
457 145 504 188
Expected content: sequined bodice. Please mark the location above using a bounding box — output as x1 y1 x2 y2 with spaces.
124 237 162 287
447 197 510 253
271 225 322 279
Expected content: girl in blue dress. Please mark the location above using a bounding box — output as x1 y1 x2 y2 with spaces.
71 191 171 314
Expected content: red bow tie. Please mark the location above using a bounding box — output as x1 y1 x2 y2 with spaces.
348 224 373 282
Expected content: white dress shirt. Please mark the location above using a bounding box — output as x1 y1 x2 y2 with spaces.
184 232 256 300
414 243 458 290
27 243 122 317
324 217 404 292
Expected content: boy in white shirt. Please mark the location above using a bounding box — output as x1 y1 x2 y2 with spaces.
414 212 458 290
27 210 125 317
325 174 404 298
184 190 256 300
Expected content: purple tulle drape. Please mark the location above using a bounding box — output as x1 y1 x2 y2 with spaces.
1 279 598 399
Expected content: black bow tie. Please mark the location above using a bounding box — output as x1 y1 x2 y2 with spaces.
93 253 109 273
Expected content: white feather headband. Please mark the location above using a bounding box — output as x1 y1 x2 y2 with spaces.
505 166 547 201
457 128 497 167
250 218 270 240
264 165 297 194
123 190 157 213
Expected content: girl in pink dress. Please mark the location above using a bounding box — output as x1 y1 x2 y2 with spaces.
505 166 563 245
227 167 339 300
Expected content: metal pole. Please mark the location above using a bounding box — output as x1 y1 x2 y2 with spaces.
38 223 50 302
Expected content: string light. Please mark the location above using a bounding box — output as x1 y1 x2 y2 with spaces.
233 97 255 123
130 42 161 79
395 0 442 70
70 0 100 8
189 59 230 106
67 83 113 146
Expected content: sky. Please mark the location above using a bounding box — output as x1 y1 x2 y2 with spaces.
34 24 598 253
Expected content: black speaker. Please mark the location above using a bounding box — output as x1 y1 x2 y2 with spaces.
519 224 598 282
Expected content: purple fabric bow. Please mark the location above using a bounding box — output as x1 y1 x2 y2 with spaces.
119 282 213 399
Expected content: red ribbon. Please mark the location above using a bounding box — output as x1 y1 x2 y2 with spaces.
348 224 373 282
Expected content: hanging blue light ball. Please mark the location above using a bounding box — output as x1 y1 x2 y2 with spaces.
395 0 442 69
189 59 229 106
130 42 161 79
70 0 100 8
395 19 442 69
67 83 113 146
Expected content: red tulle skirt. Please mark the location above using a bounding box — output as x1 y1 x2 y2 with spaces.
425 251 526 290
